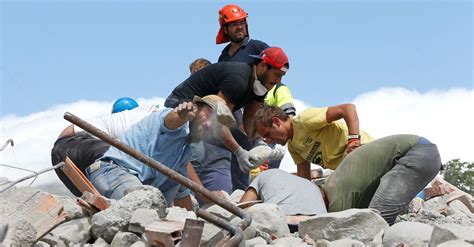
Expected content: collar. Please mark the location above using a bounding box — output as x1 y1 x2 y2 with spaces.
221 37 251 54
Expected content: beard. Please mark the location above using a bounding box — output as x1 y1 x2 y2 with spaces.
188 120 203 143
227 27 247 43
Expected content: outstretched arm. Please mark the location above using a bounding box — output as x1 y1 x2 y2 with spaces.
296 160 311 180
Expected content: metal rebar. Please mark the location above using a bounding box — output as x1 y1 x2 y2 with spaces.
0 162 66 193
0 139 14 151
64 112 251 245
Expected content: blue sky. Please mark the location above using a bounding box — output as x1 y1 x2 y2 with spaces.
1 0 472 117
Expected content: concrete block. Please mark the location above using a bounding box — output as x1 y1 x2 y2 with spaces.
110 231 140 247
246 203 289 238
49 217 91 245
298 209 389 245
1 218 37 247
128 208 160 234
230 217 256 240
165 206 197 222
429 223 474 246
91 185 166 243
383 221 433 246
437 239 473 247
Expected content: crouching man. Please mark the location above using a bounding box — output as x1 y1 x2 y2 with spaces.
86 95 235 210
240 134 441 226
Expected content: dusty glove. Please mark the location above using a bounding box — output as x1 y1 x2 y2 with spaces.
248 145 285 166
234 146 258 172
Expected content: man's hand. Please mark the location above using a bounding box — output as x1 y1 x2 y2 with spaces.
248 145 285 166
234 146 257 172
175 102 197 122
344 139 361 155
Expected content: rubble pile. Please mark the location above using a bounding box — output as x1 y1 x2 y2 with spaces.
1 177 473 246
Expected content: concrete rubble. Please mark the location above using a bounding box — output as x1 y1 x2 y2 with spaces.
1 176 473 246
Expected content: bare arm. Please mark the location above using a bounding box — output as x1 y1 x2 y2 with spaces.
326 103 359 136
296 160 311 180
164 102 196 130
239 187 259 203
326 103 361 154
242 100 261 139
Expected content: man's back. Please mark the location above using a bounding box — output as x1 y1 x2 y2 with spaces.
167 62 262 111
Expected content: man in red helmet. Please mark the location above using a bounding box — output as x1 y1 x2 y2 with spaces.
164 47 290 182
216 4 268 63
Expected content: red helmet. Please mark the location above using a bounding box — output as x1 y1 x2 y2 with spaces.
216 4 249 44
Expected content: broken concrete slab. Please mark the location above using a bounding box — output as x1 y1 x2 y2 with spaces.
49 217 92 245
93 237 109 247
91 185 166 243
245 203 289 238
1 218 37 247
165 206 197 222
429 223 474 246
128 208 159 234
110 231 140 247
130 240 146 247
298 208 388 245
124 185 167 217
382 221 433 246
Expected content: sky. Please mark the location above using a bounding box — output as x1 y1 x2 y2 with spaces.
0 1 473 189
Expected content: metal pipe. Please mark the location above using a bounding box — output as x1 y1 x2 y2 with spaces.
196 209 243 247
0 162 66 193
64 112 252 244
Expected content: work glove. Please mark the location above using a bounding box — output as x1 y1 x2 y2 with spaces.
234 146 258 172
252 137 267 147
248 145 285 167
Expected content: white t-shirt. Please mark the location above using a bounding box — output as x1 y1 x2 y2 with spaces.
74 105 158 138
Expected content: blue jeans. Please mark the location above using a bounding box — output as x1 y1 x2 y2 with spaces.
86 161 143 200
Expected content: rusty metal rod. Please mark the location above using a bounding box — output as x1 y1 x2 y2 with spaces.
64 112 251 244
196 209 243 247
0 162 66 193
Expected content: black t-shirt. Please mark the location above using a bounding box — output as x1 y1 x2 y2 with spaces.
167 62 265 111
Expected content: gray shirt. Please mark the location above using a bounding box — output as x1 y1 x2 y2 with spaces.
249 169 327 216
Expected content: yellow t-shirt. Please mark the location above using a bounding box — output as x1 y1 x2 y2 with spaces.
288 107 373 170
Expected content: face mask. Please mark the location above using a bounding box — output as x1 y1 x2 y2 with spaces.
253 67 268 96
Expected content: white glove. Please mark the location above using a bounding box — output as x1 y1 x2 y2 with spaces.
233 147 258 172
248 145 285 166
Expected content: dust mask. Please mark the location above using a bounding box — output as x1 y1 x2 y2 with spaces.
253 67 268 96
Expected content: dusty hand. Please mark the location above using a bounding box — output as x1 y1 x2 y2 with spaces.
344 139 361 155
174 102 197 122
234 147 258 172
248 145 285 166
